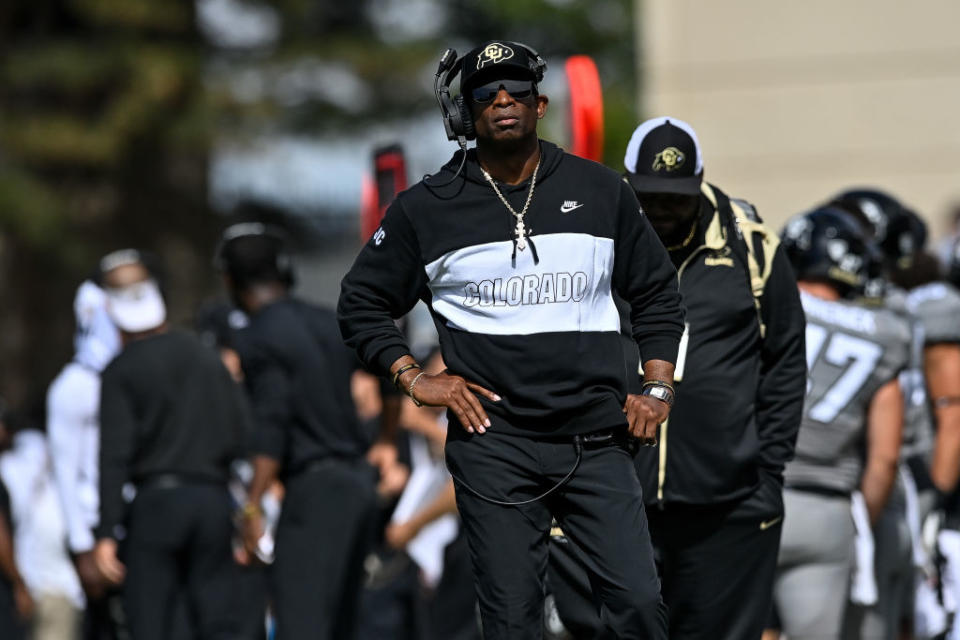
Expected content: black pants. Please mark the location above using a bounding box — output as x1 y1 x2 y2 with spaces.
446 429 667 640
123 483 243 640
551 473 784 640
271 458 377 640
83 589 129 640
426 530 482 640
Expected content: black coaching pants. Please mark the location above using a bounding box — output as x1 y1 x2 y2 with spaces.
446 428 668 640
123 482 243 640
271 458 378 640
550 472 784 639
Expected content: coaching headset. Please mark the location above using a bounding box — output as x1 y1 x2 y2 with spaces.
433 41 547 148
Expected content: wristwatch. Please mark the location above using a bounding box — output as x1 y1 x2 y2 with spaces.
640 382 675 407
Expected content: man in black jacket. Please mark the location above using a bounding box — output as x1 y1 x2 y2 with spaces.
338 41 684 640
630 117 805 639
550 117 806 639
93 252 250 640
219 224 383 640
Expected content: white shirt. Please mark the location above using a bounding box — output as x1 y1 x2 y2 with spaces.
47 362 102 554
0 430 84 607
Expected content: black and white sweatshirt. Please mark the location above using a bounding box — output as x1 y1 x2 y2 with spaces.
338 141 684 438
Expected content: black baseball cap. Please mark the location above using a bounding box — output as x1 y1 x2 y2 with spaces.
624 117 704 196
459 41 544 95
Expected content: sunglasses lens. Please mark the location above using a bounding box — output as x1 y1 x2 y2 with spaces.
471 79 535 103
471 87 499 103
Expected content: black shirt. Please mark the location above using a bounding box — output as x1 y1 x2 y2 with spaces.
97 330 250 539
236 298 365 474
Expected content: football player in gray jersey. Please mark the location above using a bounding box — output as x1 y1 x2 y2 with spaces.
836 190 960 638
831 189 932 640
765 207 908 640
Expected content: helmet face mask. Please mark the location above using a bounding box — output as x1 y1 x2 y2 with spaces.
781 206 874 298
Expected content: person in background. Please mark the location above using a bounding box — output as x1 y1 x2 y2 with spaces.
766 207 908 640
1 415 85 640
218 223 387 640
550 116 806 640
194 300 269 640
838 190 960 639
46 271 125 640
0 407 32 640
830 189 940 639
93 252 251 640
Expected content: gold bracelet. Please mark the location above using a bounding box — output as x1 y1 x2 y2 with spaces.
642 380 675 393
240 502 261 519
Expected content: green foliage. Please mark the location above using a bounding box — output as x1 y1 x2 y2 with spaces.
0 167 63 247
0 0 640 411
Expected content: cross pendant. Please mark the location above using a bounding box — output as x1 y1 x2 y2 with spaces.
514 221 527 251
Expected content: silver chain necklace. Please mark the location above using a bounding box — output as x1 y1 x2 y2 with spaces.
480 156 541 252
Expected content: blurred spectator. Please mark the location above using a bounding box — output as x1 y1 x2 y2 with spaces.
195 300 270 640
93 253 251 640
387 352 479 640
1 423 84 640
0 407 32 639
217 223 387 639
45 275 125 639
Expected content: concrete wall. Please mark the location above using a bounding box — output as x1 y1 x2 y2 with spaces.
637 0 960 236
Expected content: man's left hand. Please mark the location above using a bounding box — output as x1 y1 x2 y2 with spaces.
93 539 126 585
623 394 669 445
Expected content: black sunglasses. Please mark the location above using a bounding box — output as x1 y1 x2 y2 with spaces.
470 79 537 104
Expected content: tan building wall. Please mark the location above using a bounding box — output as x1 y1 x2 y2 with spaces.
637 0 960 237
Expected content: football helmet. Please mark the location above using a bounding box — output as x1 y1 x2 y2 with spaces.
781 206 874 297
830 188 927 269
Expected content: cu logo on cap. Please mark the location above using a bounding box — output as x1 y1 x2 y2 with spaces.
652 147 685 172
373 227 386 246
477 43 514 69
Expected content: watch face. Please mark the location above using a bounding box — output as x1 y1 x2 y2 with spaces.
643 385 672 405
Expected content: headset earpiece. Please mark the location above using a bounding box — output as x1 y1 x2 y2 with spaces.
436 54 474 144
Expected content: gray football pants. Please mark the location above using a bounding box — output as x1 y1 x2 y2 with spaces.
843 479 913 640
772 489 854 640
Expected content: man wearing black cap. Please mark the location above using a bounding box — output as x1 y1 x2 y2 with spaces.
628 117 806 639
551 117 806 639
339 41 684 640
217 224 386 640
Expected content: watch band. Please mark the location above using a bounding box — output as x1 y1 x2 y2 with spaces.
640 383 675 407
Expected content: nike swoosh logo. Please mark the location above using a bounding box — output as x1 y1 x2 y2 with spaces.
560 203 584 213
759 516 783 531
